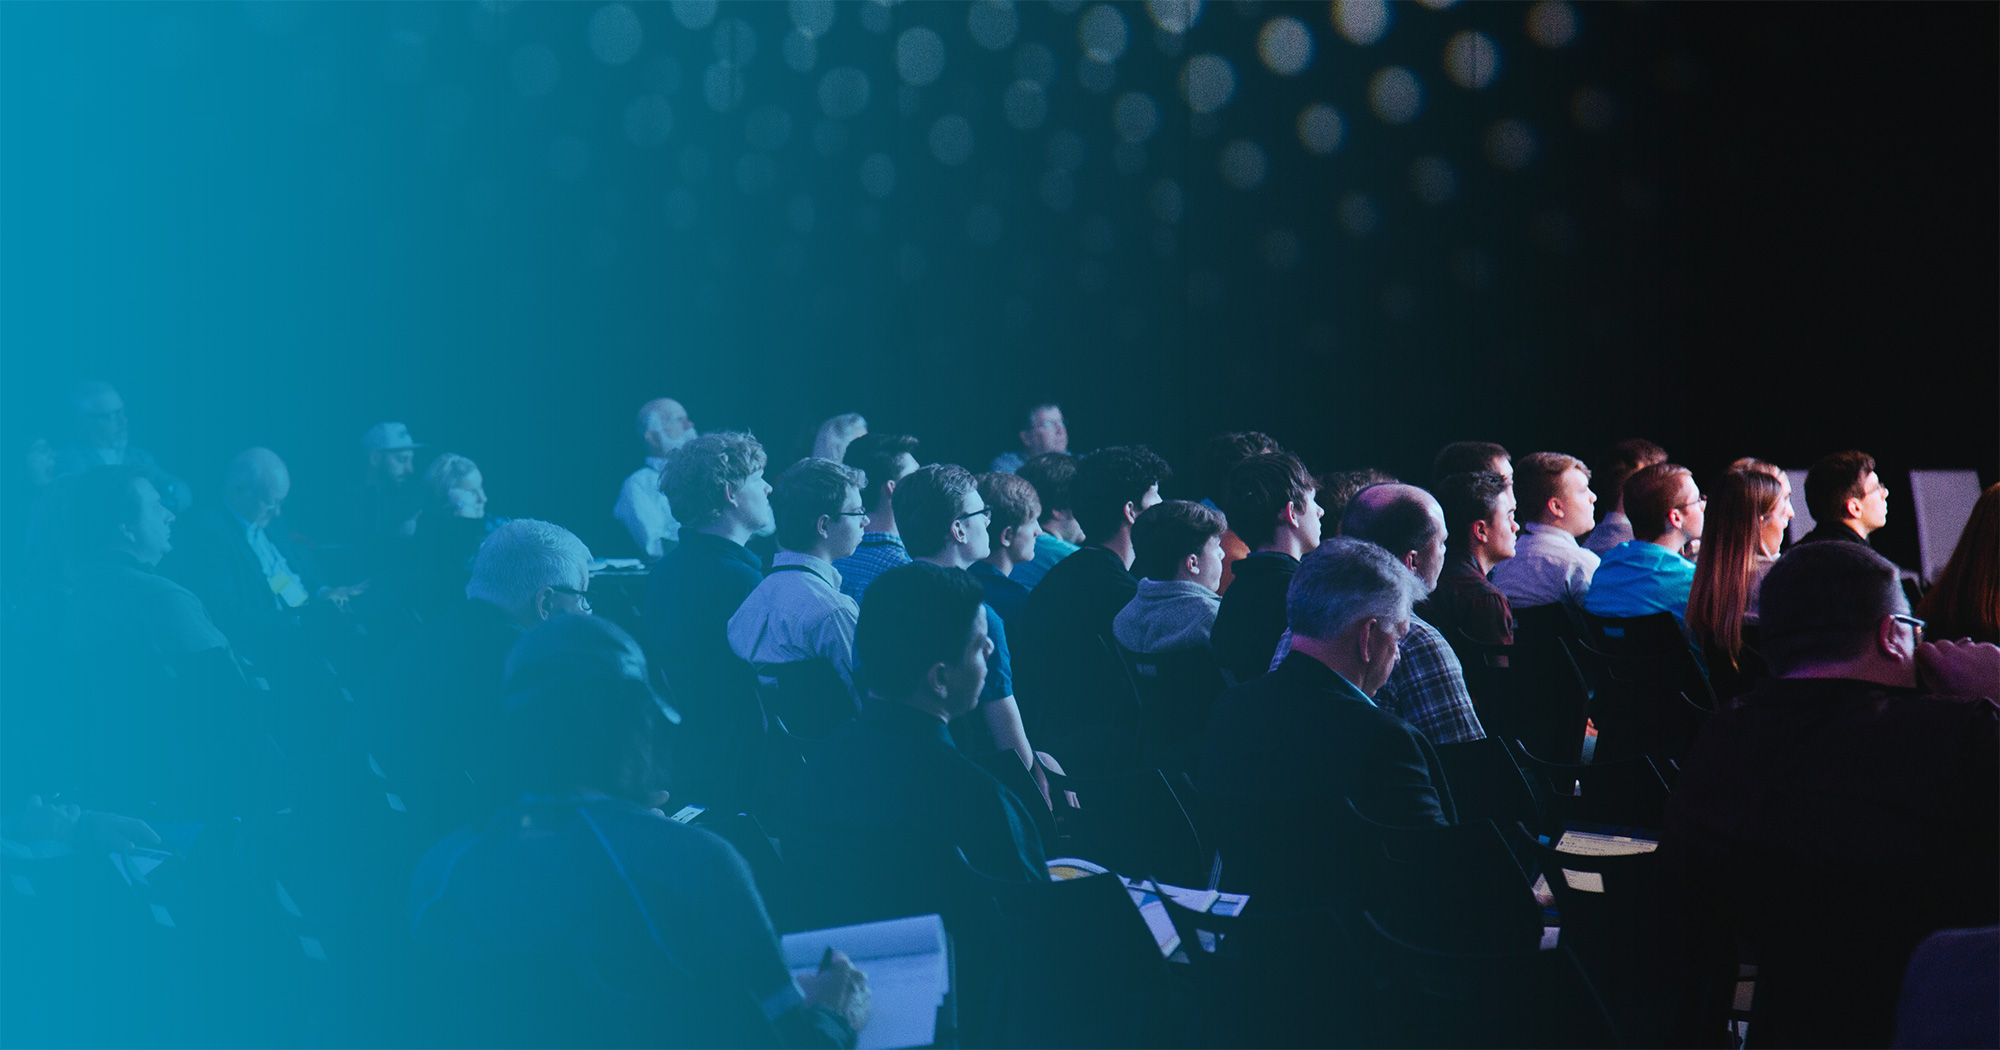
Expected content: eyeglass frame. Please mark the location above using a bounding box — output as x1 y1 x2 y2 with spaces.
548 584 593 612
953 507 993 523
1890 613 1924 642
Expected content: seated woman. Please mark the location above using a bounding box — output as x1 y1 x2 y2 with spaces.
407 615 867 1048
1688 466 1789 698
399 453 504 621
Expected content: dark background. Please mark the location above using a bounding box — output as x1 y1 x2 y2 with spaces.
2 1 1993 571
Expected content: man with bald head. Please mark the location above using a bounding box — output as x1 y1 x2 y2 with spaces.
165 447 364 663
614 397 696 561
52 380 194 512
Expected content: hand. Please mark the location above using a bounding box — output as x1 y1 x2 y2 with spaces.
322 581 371 609
798 950 869 1033
644 789 671 819
16 795 80 841
1917 639 2000 698
79 810 163 853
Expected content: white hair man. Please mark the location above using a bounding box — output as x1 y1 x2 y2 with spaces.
361 518 594 844
614 397 697 561
53 380 194 512
811 412 868 463
1200 537 1457 832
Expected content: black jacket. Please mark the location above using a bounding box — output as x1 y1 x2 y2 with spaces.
1009 545 1139 747
163 505 320 663
1209 552 1298 684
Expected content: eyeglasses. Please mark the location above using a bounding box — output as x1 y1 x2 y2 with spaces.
1891 613 1924 642
549 585 593 613
836 509 871 518
954 507 993 523
1677 495 1708 511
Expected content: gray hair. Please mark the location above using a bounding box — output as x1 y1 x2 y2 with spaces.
68 380 120 415
467 519 592 614
426 452 479 502
812 413 868 462
1287 537 1428 642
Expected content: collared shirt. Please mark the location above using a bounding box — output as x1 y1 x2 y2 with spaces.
1491 521 1600 609
831 531 909 603
231 508 309 609
727 551 861 705
1418 550 1516 647
1582 510 1634 555
1267 613 1487 744
1113 578 1222 655
1584 540 1696 627
968 560 1031 623
988 451 1026 475
1008 532 1077 590
780 699 1051 884
613 457 680 561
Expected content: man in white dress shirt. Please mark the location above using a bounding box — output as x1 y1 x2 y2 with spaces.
727 457 868 713
1492 452 1601 609
613 397 696 561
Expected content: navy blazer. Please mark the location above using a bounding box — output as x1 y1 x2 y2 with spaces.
163 504 319 662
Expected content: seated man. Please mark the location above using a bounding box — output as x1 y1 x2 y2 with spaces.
1317 469 1398 538
1584 461 1703 627
728 458 868 721
1008 451 1084 589
1799 448 1889 547
641 431 773 809
1211 451 1323 683
969 472 1040 622
410 614 867 1049
1113 500 1228 655
831 432 919 603
614 397 696 562
782 562 1050 883
52 380 193 512
1419 471 1518 646
989 402 1068 475
59 465 227 660
1430 440 1512 486
1665 542 1999 1049
1012 446 1168 748
1583 438 1668 554
1200 537 1455 828
361 519 593 846
1491 452 1599 609
1192 431 1285 594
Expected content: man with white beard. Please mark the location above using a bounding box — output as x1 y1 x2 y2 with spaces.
614 397 698 561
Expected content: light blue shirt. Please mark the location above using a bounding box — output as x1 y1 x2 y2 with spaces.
1491 521 1600 609
1009 533 1078 590
1583 540 1695 626
230 508 308 608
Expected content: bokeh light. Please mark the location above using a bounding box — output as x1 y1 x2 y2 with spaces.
1146 0 1203 35
1526 1 1578 48
1369 66 1422 124
1258 17 1314 76
1333 0 1391 47
1444 31 1499 89
897 27 946 87
1297 104 1345 153
967 1 1019 51
588 4 643 66
1486 118 1538 170
818 67 870 119
1003 80 1048 130
1079 5 1129 64
1181 54 1236 113
929 114 975 166
1219 140 1268 190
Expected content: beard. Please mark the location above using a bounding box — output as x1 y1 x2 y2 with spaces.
656 427 698 454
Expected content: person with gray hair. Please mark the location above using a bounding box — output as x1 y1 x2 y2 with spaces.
52 380 194 512
360 518 594 847
1198 537 1456 828
811 412 868 463
613 397 696 562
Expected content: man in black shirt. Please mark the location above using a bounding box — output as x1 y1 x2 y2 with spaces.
1211 451 1324 683
1798 449 1889 547
1010 446 1169 754
783 562 1049 883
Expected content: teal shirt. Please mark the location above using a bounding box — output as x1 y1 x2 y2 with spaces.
1583 540 1695 626
1009 533 1078 590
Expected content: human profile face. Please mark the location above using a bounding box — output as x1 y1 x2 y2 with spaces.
1295 489 1326 552
1190 534 1226 593
1484 487 1520 561
1853 471 1890 532
1004 513 1042 565
643 399 696 458
826 485 868 561
1671 476 1706 541
1759 475 1795 556
1557 467 1596 536
1022 407 1068 456
233 473 290 529
1360 615 1414 695
77 388 129 450
126 479 175 565
373 448 415 485
954 491 993 562
732 469 775 535
936 610 993 720
447 469 488 519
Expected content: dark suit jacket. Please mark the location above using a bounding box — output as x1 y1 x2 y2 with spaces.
1209 552 1298 684
642 530 764 808
1009 545 1139 746
163 504 320 663
1665 677 2000 1048
1200 651 1457 827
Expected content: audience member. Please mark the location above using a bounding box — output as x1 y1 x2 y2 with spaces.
1113 500 1228 654
641 431 772 808
52 380 193 512
782 562 1050 883
1333 485 1487 744
1584 462 1704 627
811 412 867 463
1430 440 1512 486
58 465 227 658
989 402 1068 475
361 519 593 845
164 447 364 662
1013 446 1168 748
614 397 696 562
831 432 919 603
1008 451 1083 589
1491 452 1599 609
1200 538 1456 826
1801 449 1890 547
353 422 424 543
1316 468 1398 537
400 452 499 621
1211 452 1323 683
727 458 868 714
969 472 1039 622
1916 482 1999 644
409 614 868 1049
1666 541 1999 1049
1193 431 1286 593
1688 467 1788 671
1420 471 1518 646
895 465 1043 776
1582 438 1668 554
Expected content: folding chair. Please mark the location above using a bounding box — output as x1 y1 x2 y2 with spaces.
1523 830 1687 1045
1338 800 1543 954
1508 742 1672 833
1060 767 1212 887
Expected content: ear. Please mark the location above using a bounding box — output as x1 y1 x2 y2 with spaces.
116 522 139 544
1123 500 1140 527
1547 497 1564 522
1877 616 1911 660
882 478 899 501
1403 550 1421 573
533 586 555 621
723 481 741 508
1183 551 1201 576
924 660 951 700
1845 496 1866 521
1667 506 1685 533
1281 501 1303 528
1355 617 1379 665
1470 519 1491 545
817 513 833 540
999 524 1018 549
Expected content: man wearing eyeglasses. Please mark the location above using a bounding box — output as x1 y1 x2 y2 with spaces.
1665 540 1999 1050
727 458 869 712
1583 461 1705 628
54 380 193 513
1800 449 1890 548
988 402 1069 476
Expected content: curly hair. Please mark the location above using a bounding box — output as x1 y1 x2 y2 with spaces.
658 431 767 528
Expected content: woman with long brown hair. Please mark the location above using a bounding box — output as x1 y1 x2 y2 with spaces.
1916 482 1999 644
1688 467 1790 673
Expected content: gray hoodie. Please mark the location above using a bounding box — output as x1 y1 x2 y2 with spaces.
1112 578 1222 654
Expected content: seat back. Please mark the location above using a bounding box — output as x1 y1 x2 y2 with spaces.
1566 635 1713 764
1355 910 1620 1049
1123 645 1227 776
1060 767 1211 887
1509 741 1672 832
1339 801 1543 954
1432 736 1547 839
1909 468 1984 584
1526 832 1682 1044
